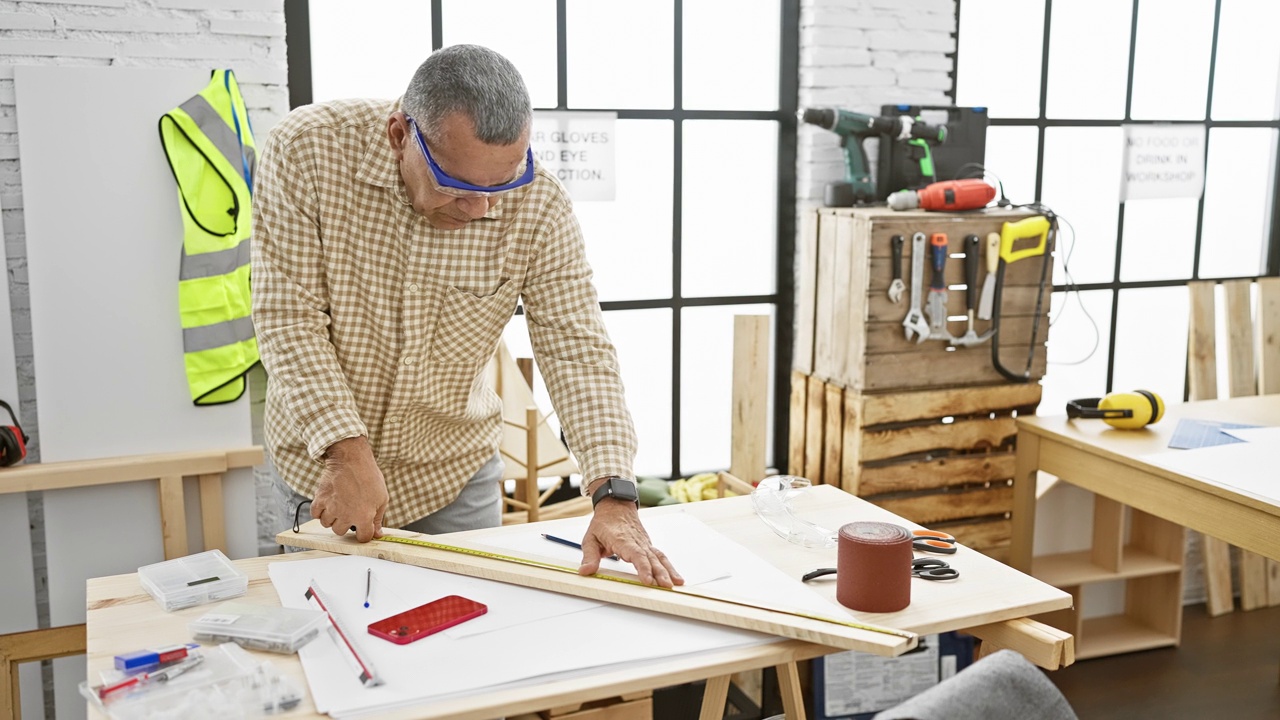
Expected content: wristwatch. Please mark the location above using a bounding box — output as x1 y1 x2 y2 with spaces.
589 476 639 508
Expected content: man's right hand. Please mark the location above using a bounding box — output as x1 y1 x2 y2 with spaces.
312 436 389 543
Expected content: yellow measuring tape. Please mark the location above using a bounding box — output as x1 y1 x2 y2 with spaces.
375 534 915 641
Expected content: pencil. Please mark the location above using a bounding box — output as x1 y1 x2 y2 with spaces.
541 534 620 562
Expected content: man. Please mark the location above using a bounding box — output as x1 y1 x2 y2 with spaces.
251 45 681 588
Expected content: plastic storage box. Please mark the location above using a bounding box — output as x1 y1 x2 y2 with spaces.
189 603 328 654
138 550 248 611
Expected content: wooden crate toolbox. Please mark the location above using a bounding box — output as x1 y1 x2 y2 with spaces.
794 206 1049 390
790 207 1052 562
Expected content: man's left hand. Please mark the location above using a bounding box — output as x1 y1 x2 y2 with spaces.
579 499 684 588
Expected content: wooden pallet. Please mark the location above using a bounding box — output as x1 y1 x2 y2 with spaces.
789 374 1042 563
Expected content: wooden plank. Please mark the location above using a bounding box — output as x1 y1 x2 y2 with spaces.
861 384 1042 426
1201 535 1232 617
698 675 731 720
829 217 855 387
965 617 1075 670
864 349 1048 392
1267 559 1280 607
1239 551 1268 611
860 416 1018 463
859 453 1015 495
1010 432 1040 574
866 284 1047 323
280 520 916 656
840 214 871 389
840 393 863 495
1223 280 1256 398
0 449 230 495
788 371 807 476
793 209 819 374
157 475 187 560
804 376 825 482
935 518 1011 550
867 252 1045 292
811 213 839 380
1187 281 1218 401
775 661 806 720
223 446 264 469
866 484 1014 525
1090 496 1124 574
198 472 226 554
1125 572 1183 645
1 622 87 719
866 316 1048 356
730 315 770 485
1258 277 1280 395
822 384 843 487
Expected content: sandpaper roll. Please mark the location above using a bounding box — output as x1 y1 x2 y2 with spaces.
836 521 912 613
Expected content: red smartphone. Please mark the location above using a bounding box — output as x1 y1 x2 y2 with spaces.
367 595 488 645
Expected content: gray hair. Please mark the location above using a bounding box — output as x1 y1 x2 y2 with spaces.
403 44 532 146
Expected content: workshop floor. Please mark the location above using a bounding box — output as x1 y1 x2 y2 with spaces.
1049 602 1280 719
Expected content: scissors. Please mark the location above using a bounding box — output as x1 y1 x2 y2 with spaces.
912 557 959 581
912 529 958 555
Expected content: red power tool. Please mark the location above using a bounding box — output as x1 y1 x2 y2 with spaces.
887 178 996 211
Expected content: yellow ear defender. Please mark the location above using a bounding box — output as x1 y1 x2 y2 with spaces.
1065 390 1165 430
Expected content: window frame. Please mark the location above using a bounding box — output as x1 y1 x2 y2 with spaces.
283 0 800 479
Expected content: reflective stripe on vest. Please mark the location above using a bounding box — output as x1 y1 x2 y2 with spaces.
159 69 260 406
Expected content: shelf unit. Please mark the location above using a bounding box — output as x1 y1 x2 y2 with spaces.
1030 494 1184 659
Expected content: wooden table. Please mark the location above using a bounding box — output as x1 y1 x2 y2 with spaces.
88 486 1072 720
1010 395 1280 658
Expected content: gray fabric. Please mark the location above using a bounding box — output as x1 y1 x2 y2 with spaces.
873 649 1077 720
276 454 504 551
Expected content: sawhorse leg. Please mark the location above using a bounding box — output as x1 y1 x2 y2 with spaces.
700 662 806 720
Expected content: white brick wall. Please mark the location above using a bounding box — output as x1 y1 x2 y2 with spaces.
796 0 958 204
0 2 288 714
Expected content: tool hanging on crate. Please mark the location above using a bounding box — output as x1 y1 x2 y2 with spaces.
952 234 993 348
990 215 1053 382
887 234 905 304
901 232 930 343
925 232 956 343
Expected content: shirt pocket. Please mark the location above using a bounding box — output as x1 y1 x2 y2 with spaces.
430 280 521 365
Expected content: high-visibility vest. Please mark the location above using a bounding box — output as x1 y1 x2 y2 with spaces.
158 69 259 405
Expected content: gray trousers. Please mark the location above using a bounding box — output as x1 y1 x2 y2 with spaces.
276 454 504 547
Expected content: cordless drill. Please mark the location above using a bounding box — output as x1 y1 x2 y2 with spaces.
800 107 948 206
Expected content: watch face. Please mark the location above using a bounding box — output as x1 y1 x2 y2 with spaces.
594 477 638 505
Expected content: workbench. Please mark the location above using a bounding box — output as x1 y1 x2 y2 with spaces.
1011 395 1280 658
87 486 1073 719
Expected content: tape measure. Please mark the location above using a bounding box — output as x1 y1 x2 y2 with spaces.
375 534 914 641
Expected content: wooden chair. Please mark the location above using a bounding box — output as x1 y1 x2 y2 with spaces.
1187 278 1280 615
0 446 262 720
487 342 586 524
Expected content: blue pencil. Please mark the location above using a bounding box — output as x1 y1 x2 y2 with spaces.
541 534 620 562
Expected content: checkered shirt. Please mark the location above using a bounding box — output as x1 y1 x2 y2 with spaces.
251 98 637 527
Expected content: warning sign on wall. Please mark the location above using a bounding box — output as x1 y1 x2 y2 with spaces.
1120 124 1206 201
531 111 616 202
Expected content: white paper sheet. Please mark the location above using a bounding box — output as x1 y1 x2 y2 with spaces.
477 511 730 587
1219 426 1280 444
1139 440 1280 506
270 555 769 718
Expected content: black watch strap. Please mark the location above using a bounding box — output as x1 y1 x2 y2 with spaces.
590 477 639 508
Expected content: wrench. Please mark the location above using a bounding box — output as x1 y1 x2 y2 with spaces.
952 234 994 347
887 234 905 304
926 232 956 342
901 232 930 343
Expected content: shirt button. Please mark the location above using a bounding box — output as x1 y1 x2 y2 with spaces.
387 416 400 424
407 283 420 293
403 356 417 366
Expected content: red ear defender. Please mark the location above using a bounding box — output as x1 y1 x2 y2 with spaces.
0 400 29 467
